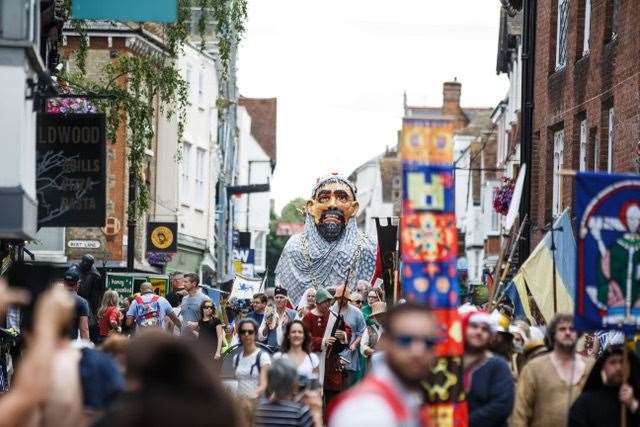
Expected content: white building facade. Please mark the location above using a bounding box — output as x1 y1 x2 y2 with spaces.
233 98 277 275
166 43 220 280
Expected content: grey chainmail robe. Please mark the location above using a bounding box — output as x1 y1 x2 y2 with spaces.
275 214 377 303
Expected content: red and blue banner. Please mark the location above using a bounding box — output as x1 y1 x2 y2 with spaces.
575 172 640 332
400 118 466 426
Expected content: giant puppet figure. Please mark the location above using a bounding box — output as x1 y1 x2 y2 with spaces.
275 174 377 302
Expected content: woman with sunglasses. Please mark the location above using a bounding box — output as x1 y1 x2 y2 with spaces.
234 318 271 400
273 320 320 380
197 300 224 362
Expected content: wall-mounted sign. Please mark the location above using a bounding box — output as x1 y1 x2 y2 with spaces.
106 272 170 300
146 222 177 253
67 240 101 249
36 113 106 227
72 0 177 23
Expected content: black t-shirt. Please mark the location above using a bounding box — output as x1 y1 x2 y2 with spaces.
70 293 90 340
198 317 222 349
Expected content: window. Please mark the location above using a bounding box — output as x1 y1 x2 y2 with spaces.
254 231 265 267
556 0 569 70
181 142 192 204
491 206 500 234
579 119 588 171
198 70 204 106
607 108 614 172
552 129 565 217
185 64 193 104
195 147 207 208
583 0 591 54
593 132 600 172
26 227 65 254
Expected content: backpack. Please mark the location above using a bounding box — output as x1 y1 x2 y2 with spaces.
234 350 265 377
134 295 162 328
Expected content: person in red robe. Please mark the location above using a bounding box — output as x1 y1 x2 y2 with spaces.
302 287 351 407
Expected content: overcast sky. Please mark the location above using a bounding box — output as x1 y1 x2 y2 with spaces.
238 0 508 212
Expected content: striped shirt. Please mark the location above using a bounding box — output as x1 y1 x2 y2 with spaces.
253 398 313 427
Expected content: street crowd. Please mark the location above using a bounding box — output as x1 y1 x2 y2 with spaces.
0 267 639 427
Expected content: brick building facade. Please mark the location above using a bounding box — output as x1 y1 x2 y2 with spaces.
530 0 640 244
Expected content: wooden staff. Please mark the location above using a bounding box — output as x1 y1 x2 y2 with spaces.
622 336 630 427
489 215 528 311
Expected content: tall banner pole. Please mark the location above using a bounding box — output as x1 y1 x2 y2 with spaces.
400 118 466 426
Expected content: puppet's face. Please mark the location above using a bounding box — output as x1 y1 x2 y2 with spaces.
306 180 358 241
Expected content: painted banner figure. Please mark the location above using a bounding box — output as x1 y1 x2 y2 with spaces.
575 172 640 331
275 174 377 303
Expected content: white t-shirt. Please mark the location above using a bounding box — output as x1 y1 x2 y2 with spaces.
235 348 271 399
273 352 319 379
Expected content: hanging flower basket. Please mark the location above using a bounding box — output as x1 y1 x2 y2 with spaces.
493 176 515 215
47 97 96 114
146 251 174 266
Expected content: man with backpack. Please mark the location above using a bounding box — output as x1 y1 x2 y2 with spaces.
126 282 181 331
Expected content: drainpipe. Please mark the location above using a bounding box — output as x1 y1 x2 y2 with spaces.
518 0 537 266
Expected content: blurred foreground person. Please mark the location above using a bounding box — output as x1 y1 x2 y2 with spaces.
0 282 66 426
96 330 241 427
23 283 124 426
253 358 322 427
462 311 514 427
512 314 592 427
328 303 438 427
569 344 640 426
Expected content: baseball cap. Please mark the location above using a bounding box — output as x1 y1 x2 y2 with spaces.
64 267 80 282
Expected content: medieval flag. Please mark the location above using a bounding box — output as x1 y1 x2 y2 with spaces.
575 172 640 332
400 118 466 426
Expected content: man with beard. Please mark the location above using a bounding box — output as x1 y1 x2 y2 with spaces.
462 311 514 427
275 174 377 303
569 344 640 426
512 314 593 427
328 303 438 427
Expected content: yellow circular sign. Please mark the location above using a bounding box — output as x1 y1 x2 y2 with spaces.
151 226 174 249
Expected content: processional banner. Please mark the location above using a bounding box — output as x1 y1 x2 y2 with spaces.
400 118 466 426
575 172 640 333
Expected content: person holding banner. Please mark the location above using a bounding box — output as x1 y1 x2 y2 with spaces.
569 344 640 427
258 287 297 350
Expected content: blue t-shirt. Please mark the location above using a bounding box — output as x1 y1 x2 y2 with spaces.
180 291 211 336
126 293 173 326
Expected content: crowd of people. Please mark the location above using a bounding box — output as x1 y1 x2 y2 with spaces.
1 266 639 427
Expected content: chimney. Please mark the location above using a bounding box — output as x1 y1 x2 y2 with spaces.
442 79 462 116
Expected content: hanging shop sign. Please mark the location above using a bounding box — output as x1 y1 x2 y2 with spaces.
72 0 177 23
36 113 106 227
146 222 178 253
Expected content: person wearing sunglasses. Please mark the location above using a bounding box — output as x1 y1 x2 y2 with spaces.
329 302 439 426
462 311 514 427
234 318 271 400
195 301 224 363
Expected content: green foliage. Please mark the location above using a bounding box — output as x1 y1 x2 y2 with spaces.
58 0 247 219
264 198 305 286
280 198 306 223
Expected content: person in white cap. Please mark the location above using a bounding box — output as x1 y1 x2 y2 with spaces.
462 311 514 427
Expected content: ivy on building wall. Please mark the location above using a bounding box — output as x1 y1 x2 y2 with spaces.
56 0 248 219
